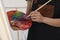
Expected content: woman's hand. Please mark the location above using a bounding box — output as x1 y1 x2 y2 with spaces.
30 11 44 23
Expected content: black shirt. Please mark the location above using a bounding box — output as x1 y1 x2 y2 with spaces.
27 0 60 40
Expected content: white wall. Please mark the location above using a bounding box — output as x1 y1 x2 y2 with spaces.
1 0 29 40
3 0 27 7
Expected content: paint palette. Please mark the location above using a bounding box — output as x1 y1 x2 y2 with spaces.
7 10 32 30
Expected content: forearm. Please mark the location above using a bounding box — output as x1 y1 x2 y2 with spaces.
42 17 60 27
26 1 32 15
43 17 60 27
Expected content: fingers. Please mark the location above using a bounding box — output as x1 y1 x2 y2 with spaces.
29 11 40 18
10 20 16 26
29 12 38 21
29 11 43 22
27 11 39 17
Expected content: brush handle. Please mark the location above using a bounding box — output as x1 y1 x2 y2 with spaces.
35 0 52 11
27 0 52 17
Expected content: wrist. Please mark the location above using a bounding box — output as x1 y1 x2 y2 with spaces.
42 17 47 23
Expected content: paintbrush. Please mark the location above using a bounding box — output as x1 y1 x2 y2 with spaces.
27 0 52 17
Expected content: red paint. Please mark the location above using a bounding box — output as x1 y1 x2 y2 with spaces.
7 10 32 30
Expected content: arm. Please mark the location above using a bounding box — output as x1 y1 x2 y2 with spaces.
26 0 32 15
30 11 60 27
42 17 60 27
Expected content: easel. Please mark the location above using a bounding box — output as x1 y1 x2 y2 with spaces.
0 0 12 40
